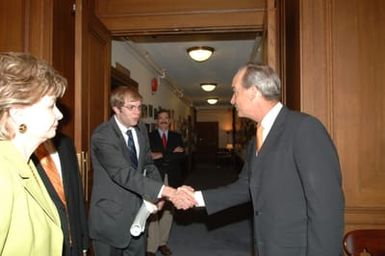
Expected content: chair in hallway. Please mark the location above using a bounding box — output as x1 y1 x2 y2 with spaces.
343 229 385 256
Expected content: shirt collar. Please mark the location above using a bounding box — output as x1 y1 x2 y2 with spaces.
114 115 135 134
158 128 168 136
260 102 283 133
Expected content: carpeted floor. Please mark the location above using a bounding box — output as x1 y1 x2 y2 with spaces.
160 163 254 256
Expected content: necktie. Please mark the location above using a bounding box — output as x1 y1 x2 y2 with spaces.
126 129 138 168
256 124 264 152
35 143 66 206
162 132 167 149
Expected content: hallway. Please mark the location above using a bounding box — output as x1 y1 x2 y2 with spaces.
165 163 254 256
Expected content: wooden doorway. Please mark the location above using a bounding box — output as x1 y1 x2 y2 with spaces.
195 122 219 166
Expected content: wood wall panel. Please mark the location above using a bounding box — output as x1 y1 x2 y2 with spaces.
332 0 385 209
0 0 25 52
0 0 52 60
281 0 301 111
75 0 111 200
94 0 265 35
53 0 76 139
96 0 264 14
300 0 332 128
297 0 385 232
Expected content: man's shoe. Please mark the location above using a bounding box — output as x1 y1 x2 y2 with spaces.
146 252 156 256
158 245 172 256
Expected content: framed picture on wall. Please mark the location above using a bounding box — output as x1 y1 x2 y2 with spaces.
154 108 158 119
141 104 148 118
148 104 153 118
150 123 157 132
145 123 150 132
171 109 175 119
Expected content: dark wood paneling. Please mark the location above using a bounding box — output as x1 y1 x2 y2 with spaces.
0 0 25 52
331 0 385 230
94 0 265 36
75 0 111 201
281 0 300 111
294 0 385 232
53 0 76 139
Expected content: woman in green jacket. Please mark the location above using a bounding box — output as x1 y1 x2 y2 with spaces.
0 52 66 255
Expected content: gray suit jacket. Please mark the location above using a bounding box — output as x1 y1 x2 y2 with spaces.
88 117 163 248
203 106 344 256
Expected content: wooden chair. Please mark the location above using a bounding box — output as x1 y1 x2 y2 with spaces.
343 229 385 256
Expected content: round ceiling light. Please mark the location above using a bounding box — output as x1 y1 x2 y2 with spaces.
207 98 219 105
187 46 214 62
200 83 217 92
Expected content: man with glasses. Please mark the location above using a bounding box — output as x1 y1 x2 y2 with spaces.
88 86 195 256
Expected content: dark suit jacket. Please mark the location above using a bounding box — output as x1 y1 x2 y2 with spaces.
203 106 345 256
149 130 185 187
33 133 89 256
88 118 163 248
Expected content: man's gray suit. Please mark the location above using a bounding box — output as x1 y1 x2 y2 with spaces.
89 118 163 249
203 106 344 256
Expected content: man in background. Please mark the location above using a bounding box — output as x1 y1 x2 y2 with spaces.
146 110 185 256
33 132 89 256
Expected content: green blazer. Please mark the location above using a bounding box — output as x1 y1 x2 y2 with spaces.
0 141 63 256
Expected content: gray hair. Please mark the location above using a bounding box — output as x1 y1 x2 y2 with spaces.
240 64 281 101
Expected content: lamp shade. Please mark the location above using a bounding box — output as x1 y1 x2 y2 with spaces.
207 98 218 105
200 83 217 92
226 143 234 150
187 46 214 62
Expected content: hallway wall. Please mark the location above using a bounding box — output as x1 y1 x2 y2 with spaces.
111 41 190 132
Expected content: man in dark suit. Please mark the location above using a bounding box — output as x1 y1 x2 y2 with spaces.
33 133 89 256
190 64 345 256
88 86 195 256
146 110 185 256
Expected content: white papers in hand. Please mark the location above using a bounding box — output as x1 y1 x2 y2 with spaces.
130 200 158 237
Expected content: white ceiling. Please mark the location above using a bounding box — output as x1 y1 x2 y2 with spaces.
130 36 262 108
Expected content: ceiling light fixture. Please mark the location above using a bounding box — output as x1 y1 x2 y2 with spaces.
207 98 219 105
187 46 214 62
200 83 217 92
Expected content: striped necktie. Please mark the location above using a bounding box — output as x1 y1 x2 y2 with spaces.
126 129 138 168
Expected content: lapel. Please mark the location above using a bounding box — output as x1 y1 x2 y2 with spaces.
110 117 131 163
2 142 61 225
165 132 175 150
111 118 146 171
257 106 289 157
135 122 150 173
135 125 144 170
24 161 61 224
52 135 69 207
33 155 65 209
249 106 289 189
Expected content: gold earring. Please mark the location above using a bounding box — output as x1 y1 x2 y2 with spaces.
19 124 27 134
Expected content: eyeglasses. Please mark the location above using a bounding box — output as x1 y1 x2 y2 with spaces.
122 104 142 111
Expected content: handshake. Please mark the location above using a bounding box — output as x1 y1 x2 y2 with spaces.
130 185 197 237
162 185 199 210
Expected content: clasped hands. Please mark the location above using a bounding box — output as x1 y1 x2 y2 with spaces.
161 185 197 210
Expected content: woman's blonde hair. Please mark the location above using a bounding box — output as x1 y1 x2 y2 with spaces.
0 52 67 140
